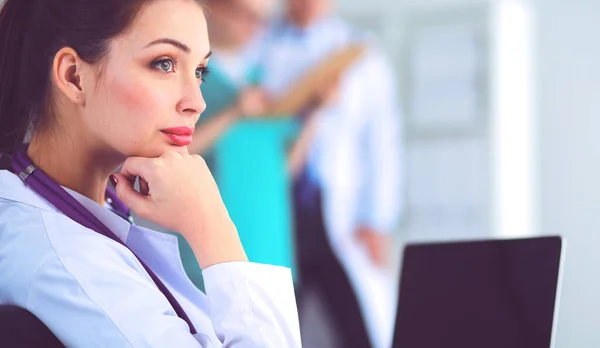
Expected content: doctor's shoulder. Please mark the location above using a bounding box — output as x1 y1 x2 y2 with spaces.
0 193 140 304
0 198 61 303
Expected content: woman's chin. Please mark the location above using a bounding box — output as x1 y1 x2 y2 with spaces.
163 142 190 154
152 143 190 156
122 142 189 159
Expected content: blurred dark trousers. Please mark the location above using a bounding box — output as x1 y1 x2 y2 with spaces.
293 169 371 348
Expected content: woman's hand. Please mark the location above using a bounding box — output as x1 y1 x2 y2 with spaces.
110 151 247 269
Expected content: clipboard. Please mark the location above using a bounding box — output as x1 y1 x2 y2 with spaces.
264 44 367 116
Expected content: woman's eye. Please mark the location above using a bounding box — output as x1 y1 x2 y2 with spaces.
152 59 175 73
196 66 211 82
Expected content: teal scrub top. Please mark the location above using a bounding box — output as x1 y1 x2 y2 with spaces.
176 60 299 290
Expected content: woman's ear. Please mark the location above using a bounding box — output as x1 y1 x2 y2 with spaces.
52 47 87 105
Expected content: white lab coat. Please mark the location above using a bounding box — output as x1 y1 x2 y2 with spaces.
258 17 404 348
0 169 301 347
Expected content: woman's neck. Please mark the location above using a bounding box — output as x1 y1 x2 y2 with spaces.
27 131 122 205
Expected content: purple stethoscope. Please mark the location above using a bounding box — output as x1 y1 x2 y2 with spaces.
10 146 197 335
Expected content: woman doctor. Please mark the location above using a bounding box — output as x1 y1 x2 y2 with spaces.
0 0 301 346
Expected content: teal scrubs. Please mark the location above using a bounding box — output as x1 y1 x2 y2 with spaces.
176 60 298 290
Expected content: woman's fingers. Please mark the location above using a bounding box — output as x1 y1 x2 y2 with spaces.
139 177 150 196
111 173 151 218
119 156 157 184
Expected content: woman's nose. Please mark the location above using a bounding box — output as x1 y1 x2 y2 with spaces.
177 78 207 116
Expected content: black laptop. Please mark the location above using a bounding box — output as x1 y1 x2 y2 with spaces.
392 236 564 348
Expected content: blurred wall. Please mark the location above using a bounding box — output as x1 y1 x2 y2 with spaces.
338 0 498 244
537 1 600 347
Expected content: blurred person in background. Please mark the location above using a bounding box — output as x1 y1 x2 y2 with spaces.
173 0 289 290
258 0 405 347
176 0 332 290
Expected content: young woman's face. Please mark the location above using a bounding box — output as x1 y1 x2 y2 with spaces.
80 0 210 158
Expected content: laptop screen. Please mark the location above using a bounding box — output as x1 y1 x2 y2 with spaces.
392 236 563 348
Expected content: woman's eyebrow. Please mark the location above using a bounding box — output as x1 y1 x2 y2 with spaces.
144 39 213 60
145 38 191 54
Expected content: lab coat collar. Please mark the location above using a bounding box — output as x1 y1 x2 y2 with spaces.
0 169 130 242
0 169 59 213
63 186 131 243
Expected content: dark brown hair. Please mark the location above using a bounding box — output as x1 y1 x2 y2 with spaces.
0 0 201 154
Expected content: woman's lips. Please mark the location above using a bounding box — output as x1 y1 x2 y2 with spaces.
161 127 194 146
